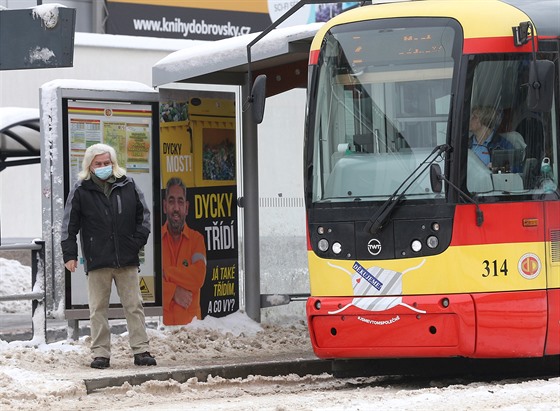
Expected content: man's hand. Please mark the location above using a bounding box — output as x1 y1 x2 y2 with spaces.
65 260 78 272
173 286 193 308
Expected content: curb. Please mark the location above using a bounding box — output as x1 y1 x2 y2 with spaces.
83 357 333 393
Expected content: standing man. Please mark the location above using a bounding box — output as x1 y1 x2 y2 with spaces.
61 143 156 369
162 177 207 325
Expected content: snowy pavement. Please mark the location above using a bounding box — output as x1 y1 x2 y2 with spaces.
0 313 558 411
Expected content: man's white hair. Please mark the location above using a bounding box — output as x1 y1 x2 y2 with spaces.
78 143 126 180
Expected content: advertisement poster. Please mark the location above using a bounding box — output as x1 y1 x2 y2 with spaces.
106 0 358 40
66 101 156 307
159 88 238 325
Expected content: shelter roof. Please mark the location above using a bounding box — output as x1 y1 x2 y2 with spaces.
0 107 40 171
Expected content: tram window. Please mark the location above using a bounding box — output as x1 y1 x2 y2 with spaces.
311 20 459 202
465 55 559 199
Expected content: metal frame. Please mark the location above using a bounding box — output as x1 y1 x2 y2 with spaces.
39 82 160 323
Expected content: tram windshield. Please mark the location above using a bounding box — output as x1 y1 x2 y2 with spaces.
310 18 460 203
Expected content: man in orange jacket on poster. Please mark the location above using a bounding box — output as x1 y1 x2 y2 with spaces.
162 177 207 325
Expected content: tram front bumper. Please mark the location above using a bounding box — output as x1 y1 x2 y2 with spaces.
306 294 476 359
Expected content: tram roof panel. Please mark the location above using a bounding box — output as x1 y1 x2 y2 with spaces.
152 23 323 88
309 0 558 50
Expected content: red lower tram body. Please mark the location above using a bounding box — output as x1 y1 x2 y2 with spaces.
308 289 560 359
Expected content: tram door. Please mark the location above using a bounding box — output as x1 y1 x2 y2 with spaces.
461 55 558 357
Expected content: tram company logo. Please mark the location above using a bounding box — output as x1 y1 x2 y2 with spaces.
367 238 382 255
518 253 542 280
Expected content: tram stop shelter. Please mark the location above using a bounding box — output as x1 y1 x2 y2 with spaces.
0 107 41 172
0 108 40 246
152 23 323 322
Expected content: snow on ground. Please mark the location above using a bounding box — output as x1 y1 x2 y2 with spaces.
0 257 559 410
0 258 31 314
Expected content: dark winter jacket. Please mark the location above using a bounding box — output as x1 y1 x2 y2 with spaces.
61 175 150 273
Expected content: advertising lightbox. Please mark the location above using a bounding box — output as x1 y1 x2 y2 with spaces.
159 86 239 325
64 100 159 308
39 81 161 319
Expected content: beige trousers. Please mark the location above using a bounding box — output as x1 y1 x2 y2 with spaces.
87 266 150 358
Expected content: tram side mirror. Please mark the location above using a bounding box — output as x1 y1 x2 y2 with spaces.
527 60 555 112
430 163 443 193
251 74 267 124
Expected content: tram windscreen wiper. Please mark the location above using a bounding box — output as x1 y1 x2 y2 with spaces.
364 144 450 234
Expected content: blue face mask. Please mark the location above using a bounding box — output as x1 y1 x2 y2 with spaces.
93 165 113 180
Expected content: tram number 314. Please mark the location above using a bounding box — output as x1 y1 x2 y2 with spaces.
482 259 509 277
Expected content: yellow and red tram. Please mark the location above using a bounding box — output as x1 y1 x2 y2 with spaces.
304 0 559 359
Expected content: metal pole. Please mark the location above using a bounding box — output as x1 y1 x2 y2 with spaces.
92 0 106 34
31 240 47 343
242 76 261 323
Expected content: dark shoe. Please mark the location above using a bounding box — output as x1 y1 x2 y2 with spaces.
90 357 110 369
134 351 156 366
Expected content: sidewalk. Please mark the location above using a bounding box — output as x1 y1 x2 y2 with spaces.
0 313 332 393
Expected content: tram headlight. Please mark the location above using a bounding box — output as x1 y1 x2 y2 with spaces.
317 226 325 235
318 238 329 252
411 239 422 252
332 242 342 254
426 235 439 249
